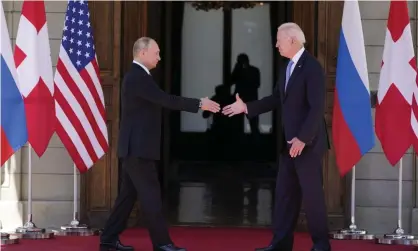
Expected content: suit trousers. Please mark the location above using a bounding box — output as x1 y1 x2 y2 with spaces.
100 157 171 246
271 150 330 251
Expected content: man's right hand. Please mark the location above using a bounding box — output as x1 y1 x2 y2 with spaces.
200 97 220 113
222 94 247 117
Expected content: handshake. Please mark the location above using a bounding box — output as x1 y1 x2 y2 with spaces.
200 94 247 116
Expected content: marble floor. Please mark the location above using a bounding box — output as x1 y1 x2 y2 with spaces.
164 162 277 227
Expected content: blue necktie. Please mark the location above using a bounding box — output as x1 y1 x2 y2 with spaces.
285 60 294 91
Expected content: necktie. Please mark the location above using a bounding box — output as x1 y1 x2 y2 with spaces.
285 60 294 91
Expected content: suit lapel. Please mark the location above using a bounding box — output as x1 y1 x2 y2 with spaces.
284 51 308 99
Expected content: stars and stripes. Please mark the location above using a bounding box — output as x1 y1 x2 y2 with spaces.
54 0 108 172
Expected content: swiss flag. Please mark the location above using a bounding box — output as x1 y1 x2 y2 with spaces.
14 0 55 157
375 0 415 166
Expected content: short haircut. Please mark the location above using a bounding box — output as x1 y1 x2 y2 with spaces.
133 37 154 57
278 23 306 44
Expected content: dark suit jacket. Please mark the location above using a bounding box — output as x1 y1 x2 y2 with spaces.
246 50 328 155
117 63 200 160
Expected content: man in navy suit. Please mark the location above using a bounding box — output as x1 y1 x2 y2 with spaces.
222 23 331 251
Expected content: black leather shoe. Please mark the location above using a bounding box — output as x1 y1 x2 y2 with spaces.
100 240 134 251
255 245 280 251
153 244 186 251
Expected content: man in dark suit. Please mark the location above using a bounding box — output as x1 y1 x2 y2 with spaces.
100 37 220 251
222 23 331 251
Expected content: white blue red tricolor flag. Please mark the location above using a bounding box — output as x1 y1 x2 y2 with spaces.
332 0 374 176
375 0 415 166
1 2 28 166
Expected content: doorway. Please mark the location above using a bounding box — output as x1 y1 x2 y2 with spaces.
165 1 289 176
159 1 290 227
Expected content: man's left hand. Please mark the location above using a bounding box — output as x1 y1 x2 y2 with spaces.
287 137 305 158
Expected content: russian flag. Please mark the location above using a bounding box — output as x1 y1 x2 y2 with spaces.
1 3 28 166
332 0 375 176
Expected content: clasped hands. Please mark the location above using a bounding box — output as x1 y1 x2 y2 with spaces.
221 94 305 158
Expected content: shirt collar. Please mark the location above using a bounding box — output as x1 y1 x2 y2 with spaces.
290 47 305 65
133 60 150 75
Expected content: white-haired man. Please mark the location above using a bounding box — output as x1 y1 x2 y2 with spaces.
223 23 331 251
100 37 220 251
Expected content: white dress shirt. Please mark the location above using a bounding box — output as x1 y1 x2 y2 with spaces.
288 47 305 75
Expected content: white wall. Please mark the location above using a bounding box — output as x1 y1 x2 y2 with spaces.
181 3 273 133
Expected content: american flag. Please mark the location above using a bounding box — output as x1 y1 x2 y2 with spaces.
54 0 108 172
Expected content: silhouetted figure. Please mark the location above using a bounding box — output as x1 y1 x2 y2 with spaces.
203 85 241 160
230 53 261 135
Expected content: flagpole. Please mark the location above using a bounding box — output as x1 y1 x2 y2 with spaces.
349 165 357 230
55 164 97 236
329 165 374 240
12 145 53 240
25 145 36 229
376 157 418 245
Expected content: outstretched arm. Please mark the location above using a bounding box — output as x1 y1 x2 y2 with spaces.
222 85 280 118
135 77 220 113
246 84 280 118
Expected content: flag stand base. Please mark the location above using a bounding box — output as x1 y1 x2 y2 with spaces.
375 228 418 245
13 221 54 239
329 227 374 240
54 219 99 236
1 233 19 246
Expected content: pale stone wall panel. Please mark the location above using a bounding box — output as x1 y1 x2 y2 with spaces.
359 1 416 20
21 147 75 174
356 153 414 181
